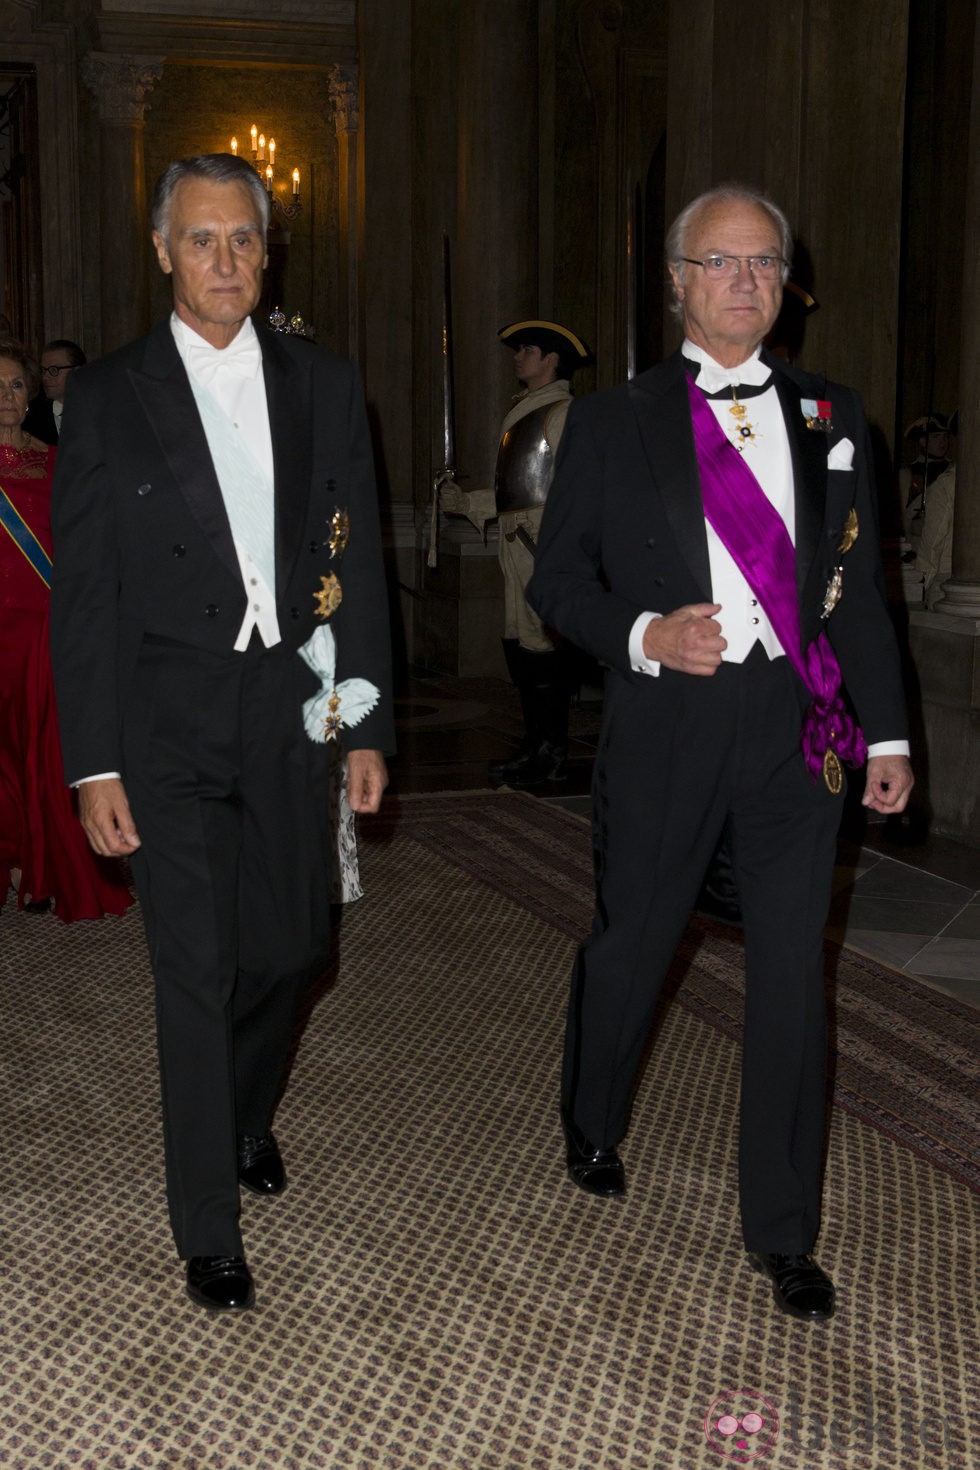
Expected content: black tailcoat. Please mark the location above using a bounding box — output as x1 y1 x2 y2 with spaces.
50 321 394 1256
529 348 908 1253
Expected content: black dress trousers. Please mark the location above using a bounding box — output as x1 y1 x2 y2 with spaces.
124 630 333 1258
563 647 843 1254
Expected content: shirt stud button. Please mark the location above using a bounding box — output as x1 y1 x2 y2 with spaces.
172 544 185 557
206 604 218 618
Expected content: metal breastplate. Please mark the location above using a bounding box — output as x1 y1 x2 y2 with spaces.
494 404 559 514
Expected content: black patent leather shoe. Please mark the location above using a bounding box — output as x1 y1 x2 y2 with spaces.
186 1255 255 1311
561 1111 625 1198
238 1133 286 1196
749 1252 836 1321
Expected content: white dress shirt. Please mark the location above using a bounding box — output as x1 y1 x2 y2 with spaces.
171 313 281 652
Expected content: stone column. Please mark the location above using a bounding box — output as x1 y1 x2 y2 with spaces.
933 1 980 620
905 0 980 845
329 63 360 364
82 53 162 353
454 2 539 492
402 1 539 677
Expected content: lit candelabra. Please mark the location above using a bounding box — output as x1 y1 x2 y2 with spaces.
230 126 301 221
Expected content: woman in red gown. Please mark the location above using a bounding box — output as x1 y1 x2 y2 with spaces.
0 339 132 921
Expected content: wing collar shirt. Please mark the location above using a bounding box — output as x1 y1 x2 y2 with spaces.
171 312 281 652
628 340 908 757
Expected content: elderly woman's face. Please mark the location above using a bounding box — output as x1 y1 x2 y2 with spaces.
0 356 30 432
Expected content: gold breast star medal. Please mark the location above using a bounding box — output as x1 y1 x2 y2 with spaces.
727 386 760 451
328 508 350 558
314 572 343 620
838 507 859 553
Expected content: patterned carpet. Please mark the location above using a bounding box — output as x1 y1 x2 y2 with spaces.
1 790 977 1469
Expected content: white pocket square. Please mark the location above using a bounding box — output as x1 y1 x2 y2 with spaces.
827 437 855 471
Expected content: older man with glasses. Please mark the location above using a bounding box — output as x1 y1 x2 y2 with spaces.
529 183 913 1323
23 339 86 444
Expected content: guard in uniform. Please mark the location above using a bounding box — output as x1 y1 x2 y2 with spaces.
898 412 954 553
441 319 592 786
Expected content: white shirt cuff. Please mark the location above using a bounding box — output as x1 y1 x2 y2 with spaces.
629 612 663 675
865 741 910 759
72 772 121 786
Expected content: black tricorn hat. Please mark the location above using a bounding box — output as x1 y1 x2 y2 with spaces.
497 319 593 365
904 412 952 439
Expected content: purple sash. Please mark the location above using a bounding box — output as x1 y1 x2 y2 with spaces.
685 371 866 782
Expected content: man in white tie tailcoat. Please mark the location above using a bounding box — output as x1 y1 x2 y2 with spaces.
50 154 394 1311
529 184 913 1322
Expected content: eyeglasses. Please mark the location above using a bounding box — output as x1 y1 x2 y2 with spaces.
41 364 75 377
679 254 787 279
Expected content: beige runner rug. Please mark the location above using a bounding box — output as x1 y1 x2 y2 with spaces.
1 791 976 1469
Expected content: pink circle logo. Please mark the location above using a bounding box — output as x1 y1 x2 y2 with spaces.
704 1390 780 1461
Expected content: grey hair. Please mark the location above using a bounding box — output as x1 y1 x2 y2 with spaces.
151 153 270 243
665 183 793 319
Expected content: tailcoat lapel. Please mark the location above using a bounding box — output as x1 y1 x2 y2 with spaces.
258 326 313 595
629 355 713 599
764 351 827 606
128 322 240 582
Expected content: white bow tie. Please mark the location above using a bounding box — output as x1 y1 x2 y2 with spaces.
692 353 771 396
185 331 261 388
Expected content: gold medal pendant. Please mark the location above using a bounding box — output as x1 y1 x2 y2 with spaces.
728 392 758 451
821 565 843 619
823 747 843 794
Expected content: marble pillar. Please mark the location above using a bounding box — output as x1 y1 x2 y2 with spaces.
82 53 162 353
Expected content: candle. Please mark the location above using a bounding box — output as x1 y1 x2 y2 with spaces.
230 136 238 155
268 138 275 170
265 165 273 194
250 124 258 156
292 168 300 199
258 132 266 162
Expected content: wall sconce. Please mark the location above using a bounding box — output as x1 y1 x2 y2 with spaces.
230 125 301 222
